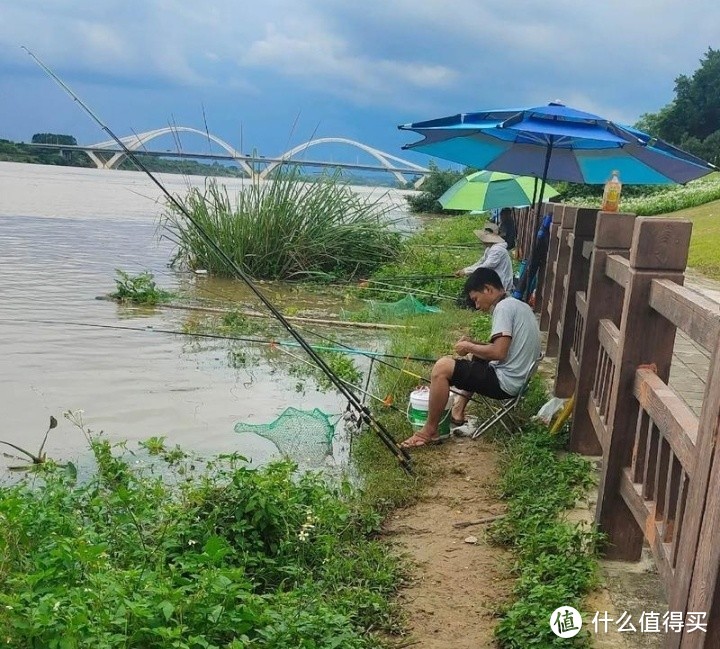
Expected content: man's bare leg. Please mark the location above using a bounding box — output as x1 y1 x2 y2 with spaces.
451 390 472 423
400 357 455 447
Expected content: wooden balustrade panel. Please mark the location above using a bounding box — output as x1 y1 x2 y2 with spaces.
595 218 690 563
568 211 634 455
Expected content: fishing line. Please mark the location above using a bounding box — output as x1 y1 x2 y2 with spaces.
24 47 412 473
0 318 436 363
273 346 406 416
355 279 457 301
296 323 494 409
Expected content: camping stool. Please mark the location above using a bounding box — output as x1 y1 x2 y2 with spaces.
471 355 543 439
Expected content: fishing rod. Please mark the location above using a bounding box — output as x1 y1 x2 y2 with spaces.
0 318 437 363
356 279 457 302
272 345 407 415
24 47 413 473
296 323 500 410
288 273 458 283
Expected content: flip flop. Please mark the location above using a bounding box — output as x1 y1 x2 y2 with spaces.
399 433 442 449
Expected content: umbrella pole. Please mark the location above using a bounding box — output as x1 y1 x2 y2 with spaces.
526 177 539 258
522 143 554 302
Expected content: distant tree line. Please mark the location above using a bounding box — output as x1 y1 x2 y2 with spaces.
0 133 407 185
405 161 469 213
0 133 93 167
636 47 720 167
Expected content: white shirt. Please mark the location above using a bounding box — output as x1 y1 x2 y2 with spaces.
463 242 514 293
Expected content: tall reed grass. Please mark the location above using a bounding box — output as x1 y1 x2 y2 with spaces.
161 168 402 279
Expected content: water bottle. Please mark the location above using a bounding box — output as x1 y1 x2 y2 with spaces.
601 170 622 212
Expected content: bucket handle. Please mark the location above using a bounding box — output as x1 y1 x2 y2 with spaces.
406 399 452 426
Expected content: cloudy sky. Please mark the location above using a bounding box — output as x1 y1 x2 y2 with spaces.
0 0 717 166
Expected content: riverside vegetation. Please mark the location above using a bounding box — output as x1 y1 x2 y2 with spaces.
0 413 403 649
1 210 599 647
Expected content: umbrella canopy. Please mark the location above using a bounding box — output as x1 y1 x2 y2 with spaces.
439 171 559 211
400 102 716 185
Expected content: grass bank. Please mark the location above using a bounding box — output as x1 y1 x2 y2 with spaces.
564 172 720 216
353 214 600 646
656 198 720 279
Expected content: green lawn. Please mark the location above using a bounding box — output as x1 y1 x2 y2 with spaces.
659 199 720 279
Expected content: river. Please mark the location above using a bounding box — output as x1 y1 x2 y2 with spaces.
0 161 413 473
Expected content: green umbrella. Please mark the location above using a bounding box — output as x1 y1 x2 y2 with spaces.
439 170 559 211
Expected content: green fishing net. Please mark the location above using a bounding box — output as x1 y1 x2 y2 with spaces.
343 294 441 321
234 407 338 467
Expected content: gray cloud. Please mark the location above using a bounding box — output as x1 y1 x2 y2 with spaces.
0 0 718 146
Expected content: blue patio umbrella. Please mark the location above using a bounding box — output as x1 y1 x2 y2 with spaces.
399 102 717 298
399 103 715 185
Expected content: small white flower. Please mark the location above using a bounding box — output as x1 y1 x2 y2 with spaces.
188 539 197 546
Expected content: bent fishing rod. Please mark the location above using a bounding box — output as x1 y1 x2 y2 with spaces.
23 47 413 473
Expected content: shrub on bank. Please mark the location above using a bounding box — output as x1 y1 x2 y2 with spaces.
0 420 402 648
162 169 402 280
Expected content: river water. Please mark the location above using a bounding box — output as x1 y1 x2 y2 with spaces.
0 162 412 472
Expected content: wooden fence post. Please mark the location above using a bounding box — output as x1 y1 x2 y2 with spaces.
545 206 574 358
596 218 692 560
554 208 599 398
672 337 720 649
568 212 635 455
539 204 562 332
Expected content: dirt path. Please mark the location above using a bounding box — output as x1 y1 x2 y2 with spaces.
384 436 513 649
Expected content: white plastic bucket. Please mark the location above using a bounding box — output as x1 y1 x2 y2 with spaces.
407 387 454 438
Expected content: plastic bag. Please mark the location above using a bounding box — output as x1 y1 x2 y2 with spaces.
533 397 566 425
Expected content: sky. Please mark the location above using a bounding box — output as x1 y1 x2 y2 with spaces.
0 0 718 168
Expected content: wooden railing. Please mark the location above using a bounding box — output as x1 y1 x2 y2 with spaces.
538 211 720 648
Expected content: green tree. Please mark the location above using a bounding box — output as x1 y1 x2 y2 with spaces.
405 161 468 213
635 48 720 165
31 133 77 145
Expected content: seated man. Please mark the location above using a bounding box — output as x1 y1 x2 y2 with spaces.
400 267 541 448
455 224 514 294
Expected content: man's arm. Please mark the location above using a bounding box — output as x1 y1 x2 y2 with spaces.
455 335 511 361
457 249 490 276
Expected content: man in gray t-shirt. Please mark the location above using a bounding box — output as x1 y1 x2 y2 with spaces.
400 267 540 448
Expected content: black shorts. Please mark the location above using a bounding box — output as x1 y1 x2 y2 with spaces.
450 358 514 400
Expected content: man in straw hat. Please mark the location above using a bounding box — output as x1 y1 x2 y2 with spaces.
400 267 541 448
455 222 514 293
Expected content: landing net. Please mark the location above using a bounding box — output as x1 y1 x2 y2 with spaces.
343 294 441 321
234 407 339 467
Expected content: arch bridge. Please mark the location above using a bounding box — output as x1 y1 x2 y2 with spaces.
86 128 429 187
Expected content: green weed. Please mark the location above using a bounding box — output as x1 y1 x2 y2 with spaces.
488 425 602 648
565 172 720 216
111 269 175 305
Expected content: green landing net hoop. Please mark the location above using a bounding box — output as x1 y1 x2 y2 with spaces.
234 407 340 467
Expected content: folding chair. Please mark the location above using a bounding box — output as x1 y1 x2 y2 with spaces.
470 355 543 439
